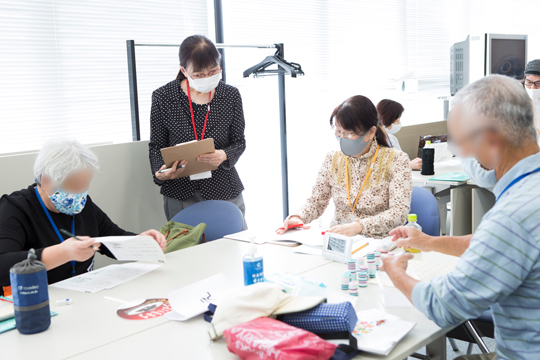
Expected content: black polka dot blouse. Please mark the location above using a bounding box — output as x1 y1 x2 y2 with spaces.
149 80 245 202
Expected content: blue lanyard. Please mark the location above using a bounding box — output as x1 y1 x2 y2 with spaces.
387 135 393 148
496 166 540 202
34 187 76 274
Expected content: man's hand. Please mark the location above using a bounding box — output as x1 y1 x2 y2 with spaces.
380 252 418 303
139 229 167 252
379 252 414 275
390 226 433 252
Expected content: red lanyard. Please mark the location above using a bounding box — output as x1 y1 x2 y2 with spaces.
186 79 212 141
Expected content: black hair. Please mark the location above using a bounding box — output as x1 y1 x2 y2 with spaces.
330 95 390 148
176 35 221 81
376 99 405 128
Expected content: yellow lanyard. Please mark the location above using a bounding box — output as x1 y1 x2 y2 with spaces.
532 99 540 137
345 145 380 213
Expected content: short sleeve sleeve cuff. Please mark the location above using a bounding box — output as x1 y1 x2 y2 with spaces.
412 281 430 310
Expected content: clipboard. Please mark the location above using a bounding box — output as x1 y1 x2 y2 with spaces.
160 138 218 178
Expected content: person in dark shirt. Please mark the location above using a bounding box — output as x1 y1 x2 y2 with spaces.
149 35 247 227
0 139 166 296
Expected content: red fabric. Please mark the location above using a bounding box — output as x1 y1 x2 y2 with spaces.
224 317 337 360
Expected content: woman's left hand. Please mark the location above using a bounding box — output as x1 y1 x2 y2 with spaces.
197 150 227 167
326 222 363 237
139 229 167 252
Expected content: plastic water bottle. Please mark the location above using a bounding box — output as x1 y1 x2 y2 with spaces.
243 236 264 286
405 214 422 253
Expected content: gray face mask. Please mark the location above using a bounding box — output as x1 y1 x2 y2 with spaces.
336 132 370 157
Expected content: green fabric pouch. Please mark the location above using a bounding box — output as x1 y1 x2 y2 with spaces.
160 221 207 254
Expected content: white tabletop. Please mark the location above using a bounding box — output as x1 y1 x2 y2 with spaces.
411 158 469 186
4 240 459 360
3 240 331 360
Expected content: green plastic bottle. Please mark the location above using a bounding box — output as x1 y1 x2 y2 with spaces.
405 214 422 253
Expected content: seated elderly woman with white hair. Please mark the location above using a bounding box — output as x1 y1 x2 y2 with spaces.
0 139 166 296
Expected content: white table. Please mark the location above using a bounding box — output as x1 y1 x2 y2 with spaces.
4 240 459 360
411 159 494 236
3 240 331 360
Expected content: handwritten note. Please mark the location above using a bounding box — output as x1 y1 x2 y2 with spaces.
166 273 233 321
95 236 166 263
50 262 162 293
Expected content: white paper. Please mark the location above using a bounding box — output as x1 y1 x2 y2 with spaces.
353 309 416 356
425 142 454 163
51 262 162 293
166 273 233 321
225 228 324 247
293 245 322 256
190 171 212 181
96 236 166 263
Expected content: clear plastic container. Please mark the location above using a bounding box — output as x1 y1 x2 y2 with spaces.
405 214 422 253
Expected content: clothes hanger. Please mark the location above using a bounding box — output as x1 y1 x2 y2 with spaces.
243 46 304 78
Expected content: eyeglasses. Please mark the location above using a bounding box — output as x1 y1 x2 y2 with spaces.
188 68 222 79
332 125 359 139
524 79 540 88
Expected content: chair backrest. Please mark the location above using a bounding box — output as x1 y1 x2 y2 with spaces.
171 200 244 242
410 186 440 236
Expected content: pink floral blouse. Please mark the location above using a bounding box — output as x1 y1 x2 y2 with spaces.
293 140 413 238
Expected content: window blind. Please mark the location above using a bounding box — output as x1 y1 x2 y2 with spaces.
220 0 540 229
0 0 209 155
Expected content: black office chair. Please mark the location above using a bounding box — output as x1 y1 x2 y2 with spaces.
447 310 494 355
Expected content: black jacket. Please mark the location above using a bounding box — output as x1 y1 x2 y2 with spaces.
149 80 246 201
0 185 134 292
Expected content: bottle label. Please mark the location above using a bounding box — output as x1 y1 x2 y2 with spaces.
243 259 264 286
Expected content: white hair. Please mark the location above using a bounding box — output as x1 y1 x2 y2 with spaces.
452 74 537 146
34 139 99 185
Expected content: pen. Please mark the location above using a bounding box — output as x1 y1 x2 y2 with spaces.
60 229 100 251
351 242 369 255
159 165 186 173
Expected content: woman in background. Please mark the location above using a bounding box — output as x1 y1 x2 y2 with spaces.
377 99 422 170
278 96 412 239
149 35 247 227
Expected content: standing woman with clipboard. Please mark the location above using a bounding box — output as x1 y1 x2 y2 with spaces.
149 35 247 227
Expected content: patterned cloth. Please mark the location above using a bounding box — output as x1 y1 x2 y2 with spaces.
293 139 412 238
412 152 540 360
149 80 245 202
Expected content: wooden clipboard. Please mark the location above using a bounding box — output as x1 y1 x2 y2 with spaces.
160 138 218 178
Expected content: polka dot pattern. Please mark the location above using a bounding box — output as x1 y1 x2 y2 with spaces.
149 80 246 201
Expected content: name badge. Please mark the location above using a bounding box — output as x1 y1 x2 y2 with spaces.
190 171 212 181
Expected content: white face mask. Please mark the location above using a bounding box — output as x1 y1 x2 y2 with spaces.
526 87 540 102
187 72 222 93
385 122 401 135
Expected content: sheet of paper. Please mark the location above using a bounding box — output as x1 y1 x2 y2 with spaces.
96 236 166 263
166 273 234 321
51 262 162 293
353 309 416 356
293 245 322 256
225 228 324 247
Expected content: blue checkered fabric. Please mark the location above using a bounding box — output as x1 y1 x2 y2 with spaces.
280 302 357 334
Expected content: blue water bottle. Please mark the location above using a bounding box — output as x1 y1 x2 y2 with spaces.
243 237 264 286
9 249 51 334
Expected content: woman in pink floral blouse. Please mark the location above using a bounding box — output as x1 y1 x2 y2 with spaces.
278 95 413 239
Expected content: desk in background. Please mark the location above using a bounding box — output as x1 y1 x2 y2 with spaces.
412 158 495 236
4 239 458 360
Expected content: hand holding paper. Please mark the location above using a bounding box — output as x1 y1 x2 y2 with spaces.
96 236 166 263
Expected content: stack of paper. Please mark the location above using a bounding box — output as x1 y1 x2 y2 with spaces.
51 262 162 293
352 309 416 356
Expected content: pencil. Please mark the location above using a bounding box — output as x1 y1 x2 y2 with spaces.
351 242 368 255
60 229 100 251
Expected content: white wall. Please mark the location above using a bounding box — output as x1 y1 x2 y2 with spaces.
0 141 166 268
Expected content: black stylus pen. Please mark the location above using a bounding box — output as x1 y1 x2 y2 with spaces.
60 229 100 251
